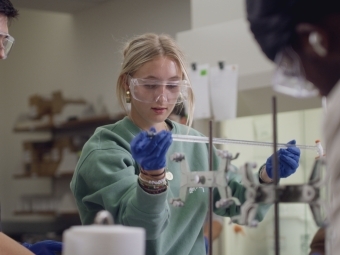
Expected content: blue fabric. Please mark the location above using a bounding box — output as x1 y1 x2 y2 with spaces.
130 127 173 170
266 140 300 178
22 240 62 255
204 236 208 255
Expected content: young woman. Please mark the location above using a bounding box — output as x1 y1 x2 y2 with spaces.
70 33 300 255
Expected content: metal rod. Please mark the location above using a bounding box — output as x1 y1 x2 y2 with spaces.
172 134 316 151
273 97 280 255
208 120 213 255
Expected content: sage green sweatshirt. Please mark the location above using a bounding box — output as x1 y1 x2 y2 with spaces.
70 117 266 255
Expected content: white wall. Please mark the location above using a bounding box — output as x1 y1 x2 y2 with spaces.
179 1 321 124
188 0 261 80
190 0 245 28
71 0 191 116
0 0 191 220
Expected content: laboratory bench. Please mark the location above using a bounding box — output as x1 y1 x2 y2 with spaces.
1 213 81 243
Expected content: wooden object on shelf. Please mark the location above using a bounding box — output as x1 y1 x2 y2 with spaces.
21 137 77 177
51 91 86 115
22 140 54 176
29 91 86 122
15 114 124 178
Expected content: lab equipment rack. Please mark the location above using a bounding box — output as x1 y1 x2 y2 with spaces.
12 114 123 217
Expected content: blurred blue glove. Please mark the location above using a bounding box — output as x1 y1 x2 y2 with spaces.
204 236 209 255
266 140 300 179
130 127 172 170
204 236 209 254
22 240 62 255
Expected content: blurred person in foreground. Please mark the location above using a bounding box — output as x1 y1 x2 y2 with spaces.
246 0 340 254
0 0 62 254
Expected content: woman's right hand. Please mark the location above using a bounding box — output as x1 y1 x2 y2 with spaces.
130 127 172 171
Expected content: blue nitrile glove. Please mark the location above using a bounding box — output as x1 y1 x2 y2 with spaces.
22 240 62 255
266 140 300 179
130 127 172 170
204 236 209 255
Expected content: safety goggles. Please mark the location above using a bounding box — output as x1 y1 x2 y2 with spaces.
0 32 14 59
128 76 191 104
272 47 319 98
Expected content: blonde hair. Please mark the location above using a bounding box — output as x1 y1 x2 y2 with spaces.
116 33 195 127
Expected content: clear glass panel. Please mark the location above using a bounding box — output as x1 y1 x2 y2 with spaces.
216 108 324 255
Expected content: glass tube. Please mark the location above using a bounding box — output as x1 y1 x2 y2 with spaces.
172 134 317 151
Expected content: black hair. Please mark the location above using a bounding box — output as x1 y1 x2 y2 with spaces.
293 0 340 24
171 103 186 118
246 0 340 61
0 0 18 19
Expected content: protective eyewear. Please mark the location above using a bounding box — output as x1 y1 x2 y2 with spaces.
0 32 14 59
272 47 319 98
128 76 191 104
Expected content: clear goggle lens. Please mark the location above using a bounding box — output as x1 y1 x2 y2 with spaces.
128 77 191 104
0 33 14 59
272 47 319 98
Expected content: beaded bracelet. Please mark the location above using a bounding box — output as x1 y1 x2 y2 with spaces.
258 164 273 184
138 177 167 191
138 174 168 190
138 175 167 186
139 182 167 193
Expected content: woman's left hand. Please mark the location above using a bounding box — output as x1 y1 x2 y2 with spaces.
265 140 300 178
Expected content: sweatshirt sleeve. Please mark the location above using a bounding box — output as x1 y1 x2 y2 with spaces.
70 129 170 240
213 166 271 223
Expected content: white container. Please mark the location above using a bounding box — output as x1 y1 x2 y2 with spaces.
63 225 145 255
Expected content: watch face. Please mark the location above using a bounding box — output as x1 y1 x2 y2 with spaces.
166 171 173 180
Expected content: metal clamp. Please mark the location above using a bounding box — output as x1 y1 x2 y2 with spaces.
169 150 241 209
236 158 328 227
93 210 114 225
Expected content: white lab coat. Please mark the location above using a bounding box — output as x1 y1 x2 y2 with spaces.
323 81 340 255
